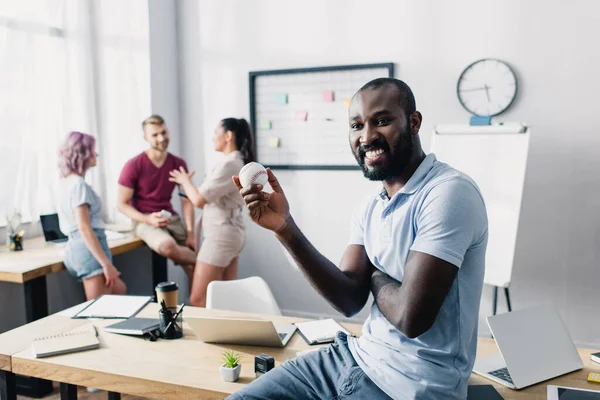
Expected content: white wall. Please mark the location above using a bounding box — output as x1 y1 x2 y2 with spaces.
175 0 600 346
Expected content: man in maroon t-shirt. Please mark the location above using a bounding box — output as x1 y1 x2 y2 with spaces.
117 115 196 282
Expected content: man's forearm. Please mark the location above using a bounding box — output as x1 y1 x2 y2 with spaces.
276 218 370 317
371 270 425 338
371 270 404 327
117 202 147 224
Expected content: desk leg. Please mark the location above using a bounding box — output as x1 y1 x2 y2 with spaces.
152 251 168 293
24 276 48 323
20 277 53 398
108 392 121 400
492 286 498 315
60 383 77 400
0 371 16 400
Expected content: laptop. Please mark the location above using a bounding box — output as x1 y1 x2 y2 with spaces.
185 316 297 347
40 214 68 244
473 304 582 389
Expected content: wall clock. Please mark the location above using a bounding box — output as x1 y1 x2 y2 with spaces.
457 58 517 117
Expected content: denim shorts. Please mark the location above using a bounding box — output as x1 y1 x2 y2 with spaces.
64 228 111 281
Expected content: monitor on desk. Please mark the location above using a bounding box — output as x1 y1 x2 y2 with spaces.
40 214 68 243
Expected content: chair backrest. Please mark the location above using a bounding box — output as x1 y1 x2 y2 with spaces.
206 276 282 316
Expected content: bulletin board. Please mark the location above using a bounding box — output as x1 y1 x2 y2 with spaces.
249 63 394 169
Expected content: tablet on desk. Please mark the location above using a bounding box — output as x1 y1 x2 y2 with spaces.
547 385 600 399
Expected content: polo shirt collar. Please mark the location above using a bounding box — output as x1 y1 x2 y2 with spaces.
377 153 437 201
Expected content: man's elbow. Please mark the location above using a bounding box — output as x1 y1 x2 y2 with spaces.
338 299 368 319
395 315 434 339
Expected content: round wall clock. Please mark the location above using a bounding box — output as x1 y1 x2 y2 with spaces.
456 58 518 117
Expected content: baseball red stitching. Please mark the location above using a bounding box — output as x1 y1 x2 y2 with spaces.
250 170 267 184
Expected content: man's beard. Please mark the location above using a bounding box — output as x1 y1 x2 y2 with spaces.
353 128 414 181
153 140 169 152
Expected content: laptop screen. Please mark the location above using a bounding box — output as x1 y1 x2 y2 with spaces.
40 214 68 241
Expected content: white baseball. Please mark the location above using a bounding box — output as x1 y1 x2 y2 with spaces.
239 162 268 188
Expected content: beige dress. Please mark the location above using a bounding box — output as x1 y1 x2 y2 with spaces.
196 151 246 267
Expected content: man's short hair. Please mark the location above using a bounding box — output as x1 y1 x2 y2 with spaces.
142 114 165 130
358 78 416 115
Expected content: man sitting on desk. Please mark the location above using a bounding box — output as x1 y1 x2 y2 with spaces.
231 78 489 399
117 115 196 283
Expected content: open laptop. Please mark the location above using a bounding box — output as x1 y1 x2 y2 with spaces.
473 304 582 389
185 316 297 347
40 214 68 244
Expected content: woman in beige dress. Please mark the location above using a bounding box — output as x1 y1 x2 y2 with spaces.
169 118 254 307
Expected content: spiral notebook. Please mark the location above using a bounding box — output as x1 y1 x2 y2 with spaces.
294 318 350 345
32 324 99 358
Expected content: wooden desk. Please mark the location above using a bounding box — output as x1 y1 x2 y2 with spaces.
0 234 166 398
0 304 599 400
0 235 152 322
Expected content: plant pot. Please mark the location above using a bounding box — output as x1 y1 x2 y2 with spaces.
220 364 241 382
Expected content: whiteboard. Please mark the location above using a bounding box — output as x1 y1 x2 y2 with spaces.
429 126 530 288
249 63 393 169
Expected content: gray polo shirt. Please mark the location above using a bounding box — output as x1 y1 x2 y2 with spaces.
348 154 488 400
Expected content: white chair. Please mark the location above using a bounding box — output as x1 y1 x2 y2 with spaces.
206 276 282 316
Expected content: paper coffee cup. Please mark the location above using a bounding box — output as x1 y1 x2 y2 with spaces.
155 281 179 309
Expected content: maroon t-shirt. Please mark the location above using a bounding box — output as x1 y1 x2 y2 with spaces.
118 152 187 215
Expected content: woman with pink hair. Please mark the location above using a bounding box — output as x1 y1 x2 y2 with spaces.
57 131 126 300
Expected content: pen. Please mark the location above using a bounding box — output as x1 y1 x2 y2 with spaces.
164 304 185 333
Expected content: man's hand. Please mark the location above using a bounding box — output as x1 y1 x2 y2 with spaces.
233 168 290 233
186 231 196 252
145 212 170 228
103 264 121 287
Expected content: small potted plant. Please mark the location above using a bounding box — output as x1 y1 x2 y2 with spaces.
220 350 241 382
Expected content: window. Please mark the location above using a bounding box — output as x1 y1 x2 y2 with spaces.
0 0 150 225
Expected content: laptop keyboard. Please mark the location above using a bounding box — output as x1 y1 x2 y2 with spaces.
278 333 288 341
489 367 514 385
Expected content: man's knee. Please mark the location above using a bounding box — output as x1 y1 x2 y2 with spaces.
157 239 178 258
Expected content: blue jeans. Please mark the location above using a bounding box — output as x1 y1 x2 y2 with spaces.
228 333 391 400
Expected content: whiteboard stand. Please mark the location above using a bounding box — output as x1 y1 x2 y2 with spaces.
430 123 529 316
493 286 512 315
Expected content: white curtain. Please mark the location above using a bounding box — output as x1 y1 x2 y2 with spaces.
0 0 150 225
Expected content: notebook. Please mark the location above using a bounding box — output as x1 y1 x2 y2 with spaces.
104 318 160 336
294 318 350 345
73 295 152 319
32 324 99 358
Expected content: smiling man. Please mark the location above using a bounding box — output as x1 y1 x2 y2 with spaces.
117 115 196 283
229 78 488 400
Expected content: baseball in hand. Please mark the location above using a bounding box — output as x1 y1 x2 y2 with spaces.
239 162 268 188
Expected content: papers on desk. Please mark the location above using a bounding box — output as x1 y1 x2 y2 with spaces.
73 295 152 319
294 318 350 345
104 229 126 241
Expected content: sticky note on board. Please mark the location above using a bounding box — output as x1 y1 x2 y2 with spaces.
261 120 272 130
322 90 334 102
344 99 351 109
295 111 308 121
275 93 288 105
268 136 280 148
